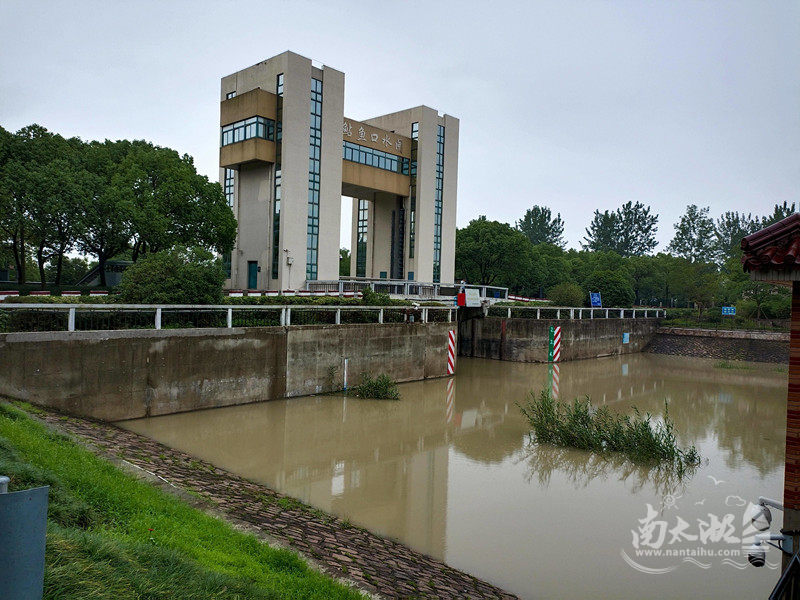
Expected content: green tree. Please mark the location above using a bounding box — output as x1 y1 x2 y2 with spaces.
44 256 95 286
339 248 351 277
582 210 619 254
116 143 236 261
583 270 635 308
671 259 719 316
116 247 225 304
525 243 570 297
547 282 584 306
667 205 716 262
582 202 658 257
516 206 565 247
714 211 759 264
626 255 667 306
455 217 532 288
761 202 797 227
75 140 134 286
615 201 659 256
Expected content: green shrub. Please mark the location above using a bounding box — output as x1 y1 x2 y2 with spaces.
763 294 790 319
546 282 584 307
583 270 634 308
352 373 400 400
117 247 225 305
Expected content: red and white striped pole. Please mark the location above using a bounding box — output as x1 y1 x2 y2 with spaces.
551 363 560 399
552 325 562 362
447 329 456 375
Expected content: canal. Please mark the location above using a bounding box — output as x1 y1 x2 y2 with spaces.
121 354 787 599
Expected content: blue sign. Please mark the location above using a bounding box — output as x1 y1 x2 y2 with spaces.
722 306 736 316
590 292 602 308
622 332 630 344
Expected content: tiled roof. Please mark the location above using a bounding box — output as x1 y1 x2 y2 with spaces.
742 213 800 272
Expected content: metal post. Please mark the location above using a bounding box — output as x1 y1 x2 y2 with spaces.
280 307 286 326
570 308 574 319
378 308 384 324
557 309 560 319
0 475 8 493
620 309 624 318
448 309 453 322
536 308 540 319
226 308 233 328
155 308 161 330
645 309 648 318
508 307 512 319
423 308 428 323
338 280 344 296
605 309 609 318
590 309 593 319
286 307 291 326
68 307 76 332
335 309 341 325
633 309 636 319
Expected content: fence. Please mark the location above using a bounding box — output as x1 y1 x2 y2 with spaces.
0 304 456 334
486 305 665 320
306 278 509 300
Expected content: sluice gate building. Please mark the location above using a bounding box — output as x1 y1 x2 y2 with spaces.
219 51 459 291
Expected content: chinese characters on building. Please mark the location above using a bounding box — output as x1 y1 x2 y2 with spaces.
343 120 403 152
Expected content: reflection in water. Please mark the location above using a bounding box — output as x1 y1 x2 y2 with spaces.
521 443 697 497
122 354 786 599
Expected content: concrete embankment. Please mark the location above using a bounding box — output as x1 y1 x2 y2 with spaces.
0 322 454 421
458 317 658 362
648 327 789 364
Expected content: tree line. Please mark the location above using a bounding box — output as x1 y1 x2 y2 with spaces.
0 124 236 286
456 202 794 315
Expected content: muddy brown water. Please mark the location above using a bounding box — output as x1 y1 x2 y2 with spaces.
121 354 787 599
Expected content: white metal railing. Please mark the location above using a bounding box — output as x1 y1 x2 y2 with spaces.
306 278 509 301
0 303 455 333
489 306 666 320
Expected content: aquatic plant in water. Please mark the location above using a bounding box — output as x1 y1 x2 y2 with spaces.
352 373 400 400
518 390 701 473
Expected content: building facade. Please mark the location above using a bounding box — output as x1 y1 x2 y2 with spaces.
219 51 458 290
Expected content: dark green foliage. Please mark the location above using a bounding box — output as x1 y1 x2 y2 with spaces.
353 373 400 400
116 247 225 304
518 390 701 471
516 206 565 247
667 205 716 262
583 270 634 308
339 248 350 277
582 202 658 257
546 282 584 306
455 216 532 288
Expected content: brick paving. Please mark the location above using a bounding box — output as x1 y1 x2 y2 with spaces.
32 408 518 600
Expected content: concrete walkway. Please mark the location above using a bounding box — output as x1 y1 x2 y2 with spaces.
32 407 518 600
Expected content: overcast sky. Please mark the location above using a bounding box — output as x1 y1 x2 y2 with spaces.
1 0 797 251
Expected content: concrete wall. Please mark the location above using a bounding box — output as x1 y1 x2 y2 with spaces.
0 322 454 422
458 317 658 362
648 327 789 364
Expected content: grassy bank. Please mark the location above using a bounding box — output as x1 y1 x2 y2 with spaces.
0 402 362 600
518 390 701 473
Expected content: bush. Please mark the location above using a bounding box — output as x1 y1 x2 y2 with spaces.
763 294 790 319
352 373 400 400
546 283 584 307
518 389 700 471
117 247 225 305
583 270 634 308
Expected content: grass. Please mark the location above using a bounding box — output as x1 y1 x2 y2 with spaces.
0 402 363 600
714 360 755 370
518 390 701 474
351 373 400 400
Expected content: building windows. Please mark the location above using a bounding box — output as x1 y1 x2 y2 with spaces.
221 116 275 146
306 77 323 281
223 252 232 278
408 122 418 260
432 124 444 283
223 168 235 207
342 142 409 175
271 73 284 279
356 199 368 277
226 91 236 99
